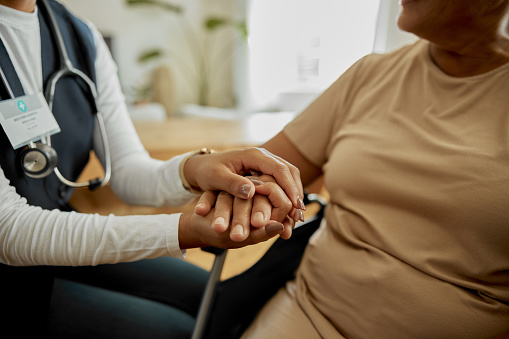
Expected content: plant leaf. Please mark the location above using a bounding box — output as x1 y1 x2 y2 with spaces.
125 0 183 14
138 49 164 63
204 17 248 39
205 17 229 31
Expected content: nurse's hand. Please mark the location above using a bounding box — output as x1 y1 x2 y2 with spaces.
195 175 302 241
182 148 305 211
178 203 285 249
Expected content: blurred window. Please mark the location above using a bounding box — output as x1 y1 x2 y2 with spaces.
246 0 381 111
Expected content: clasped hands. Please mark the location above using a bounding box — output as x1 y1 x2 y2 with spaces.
178 148 304 250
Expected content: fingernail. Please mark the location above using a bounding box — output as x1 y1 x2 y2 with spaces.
253 212 264 224
290 209 300 222
248 178 264 186
292 210 304 222
265 222 284 236
239 184 253 199
232 224 244 236
298 197 306 210
214 217 226 228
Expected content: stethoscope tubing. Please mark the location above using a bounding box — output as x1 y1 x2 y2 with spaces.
42 0 111 189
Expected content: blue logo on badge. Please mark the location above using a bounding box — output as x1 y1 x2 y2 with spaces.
17 100 27 112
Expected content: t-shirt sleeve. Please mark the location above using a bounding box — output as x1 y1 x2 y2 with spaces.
283 57 367 168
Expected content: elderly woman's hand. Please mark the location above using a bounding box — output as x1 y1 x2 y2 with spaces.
178 200 286 249
182 148 305 211
194 175 303 242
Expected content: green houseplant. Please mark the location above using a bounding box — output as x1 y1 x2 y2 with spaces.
126 0 247 110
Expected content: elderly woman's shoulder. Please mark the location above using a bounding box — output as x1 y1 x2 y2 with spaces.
350 39 427 76
367 39 425 64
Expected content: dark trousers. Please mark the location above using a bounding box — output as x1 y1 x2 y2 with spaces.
1 257 208 338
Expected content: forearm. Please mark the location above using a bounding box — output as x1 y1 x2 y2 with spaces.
262 131 323 188
0 173 183 266
108 151 198 207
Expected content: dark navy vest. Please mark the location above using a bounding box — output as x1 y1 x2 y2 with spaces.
0 0 97 210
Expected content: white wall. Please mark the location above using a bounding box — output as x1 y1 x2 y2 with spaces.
233 0 418 114
59 0 416 114
373 0 417 53
240 0 383 113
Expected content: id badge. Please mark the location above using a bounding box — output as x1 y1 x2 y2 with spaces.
0 93 60 149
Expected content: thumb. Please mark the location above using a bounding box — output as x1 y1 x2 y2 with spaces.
218 173 256 200
248 222 285 243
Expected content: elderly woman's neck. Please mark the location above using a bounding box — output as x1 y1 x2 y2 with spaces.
0 0 36 12
429 9 509 77
430 39 509 77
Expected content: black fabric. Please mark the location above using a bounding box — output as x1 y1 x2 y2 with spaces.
200 197 326 339
0 39 24 98
48 279 196 339
0 1 100 332
50 257 208 318
0 258 208 337
1 265 55 336
47 258 209 338
0 2 100 333
0 3 209 337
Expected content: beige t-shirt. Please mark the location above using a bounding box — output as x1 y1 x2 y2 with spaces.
245 40 509 338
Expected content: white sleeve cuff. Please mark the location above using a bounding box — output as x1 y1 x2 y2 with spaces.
165 212 186 258
163 151 203 198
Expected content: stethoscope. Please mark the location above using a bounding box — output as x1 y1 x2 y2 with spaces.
0 0 111 190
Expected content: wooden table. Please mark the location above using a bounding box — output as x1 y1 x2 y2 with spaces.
133 112 296 156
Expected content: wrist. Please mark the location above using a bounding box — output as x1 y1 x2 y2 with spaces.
182 155 200 192
179 148 215 193
178 212 206 249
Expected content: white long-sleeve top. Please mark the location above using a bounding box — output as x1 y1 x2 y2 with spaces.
0 4 198 266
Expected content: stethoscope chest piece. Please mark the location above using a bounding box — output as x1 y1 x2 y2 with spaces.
20 142 58 178
0 0 111 190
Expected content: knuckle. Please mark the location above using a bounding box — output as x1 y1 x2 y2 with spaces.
216 193 233 206
218 191 232 199
282 200 293 212
259 174 276 183
224 175 237 192
275 161 289 172
233 195 250 208
291 165 301 177
252 147 266 155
